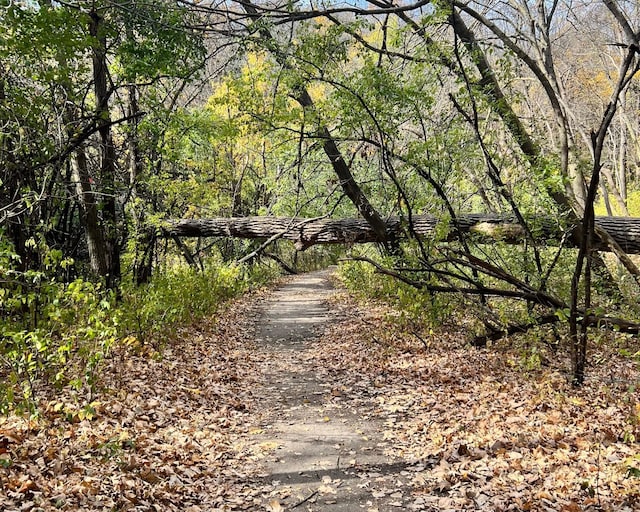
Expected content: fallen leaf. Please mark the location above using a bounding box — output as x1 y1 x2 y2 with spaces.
266 498 284 512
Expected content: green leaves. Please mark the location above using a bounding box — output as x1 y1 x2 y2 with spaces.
0 246 279 417
115 1 205 81
118 261 277 347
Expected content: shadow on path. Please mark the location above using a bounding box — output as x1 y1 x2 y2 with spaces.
248 268 418 511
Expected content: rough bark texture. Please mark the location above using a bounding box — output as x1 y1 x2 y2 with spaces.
70 148 109 277
163 214 640 254
90 9 121 289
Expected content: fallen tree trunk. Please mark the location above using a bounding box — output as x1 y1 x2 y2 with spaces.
162 214 640 254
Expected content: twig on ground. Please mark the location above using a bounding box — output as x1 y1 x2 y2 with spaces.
411 330 429 349
291 490 318 509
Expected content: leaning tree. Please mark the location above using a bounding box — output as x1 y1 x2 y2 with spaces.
164 0 640 383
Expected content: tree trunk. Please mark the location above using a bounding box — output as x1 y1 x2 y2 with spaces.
90 9 121 289
162 214 640 254
70 148 109 277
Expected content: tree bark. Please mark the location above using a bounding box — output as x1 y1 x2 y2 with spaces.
242 2 390 245
162 214 640 254
90 9 121 289
70 148 109 277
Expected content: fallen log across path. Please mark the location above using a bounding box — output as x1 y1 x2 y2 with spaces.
162 214 640 254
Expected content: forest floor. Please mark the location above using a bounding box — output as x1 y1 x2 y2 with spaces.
1 268 640 511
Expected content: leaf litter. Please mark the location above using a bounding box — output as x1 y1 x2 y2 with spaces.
303 292 640 511
0 278 639 511
0 298 268 512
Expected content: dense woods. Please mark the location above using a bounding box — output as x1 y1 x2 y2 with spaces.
2 2 640 510
1 1 640 402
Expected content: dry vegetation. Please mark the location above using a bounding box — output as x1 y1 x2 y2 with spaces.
312 294 640 511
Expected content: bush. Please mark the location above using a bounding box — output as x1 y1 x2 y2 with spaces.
0 277 118 416
0 239 279 416
338 259 454 329
119 260 278 345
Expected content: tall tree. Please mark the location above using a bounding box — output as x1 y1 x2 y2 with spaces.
0 0 206 285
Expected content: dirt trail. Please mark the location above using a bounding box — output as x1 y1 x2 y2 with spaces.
248 269 414 511
1 270 637 511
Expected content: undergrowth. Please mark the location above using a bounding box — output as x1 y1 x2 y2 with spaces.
0 244 279 417
119 260 278 346
338 259 456 330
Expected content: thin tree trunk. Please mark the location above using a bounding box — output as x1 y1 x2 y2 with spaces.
599 181 613 217
125 83 155 284
70 148 109 277
617 90 628 204
90 9 121 289
602 167 630 216
127 84 142 199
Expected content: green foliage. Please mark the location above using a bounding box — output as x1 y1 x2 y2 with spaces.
625 458 640 478
0 3 90 128
337 239 590 345
116 2 205 81
0 275 118 416
338 258 454 328
0 226 278 416
1 0 638 402
119 260 278 346
0 4 91 80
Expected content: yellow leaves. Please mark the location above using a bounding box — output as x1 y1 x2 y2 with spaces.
257 441 279 452
209 51 272 113
307 81 328 103
570 68 613 105
568 396 586 406
361 17 402 48
47 401 101 422
245 51 263 70
121 335 139 348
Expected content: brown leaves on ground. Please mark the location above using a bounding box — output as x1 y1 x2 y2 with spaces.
1 284 639 511
0 299 266 512
308 293 640 511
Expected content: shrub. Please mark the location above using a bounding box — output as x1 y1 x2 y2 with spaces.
338 258 454 329
0 237 279 416
0 276 118 416
119 260 278 346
